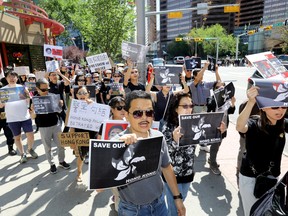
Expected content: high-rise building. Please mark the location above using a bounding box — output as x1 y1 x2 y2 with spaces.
262 0 288 26
191 0 236 34
159 0 193 51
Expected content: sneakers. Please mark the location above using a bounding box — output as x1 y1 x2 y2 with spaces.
200 145 210 153
27 148 38 159
84 155 89 164
207 157 220 167
8 147 17 156
59 161 70 170
210 164 221 175
50 164 57 174
20 154 28 164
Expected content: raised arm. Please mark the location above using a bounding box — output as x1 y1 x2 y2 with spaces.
124 59 133 86
145 73 157 102
193 61 209 86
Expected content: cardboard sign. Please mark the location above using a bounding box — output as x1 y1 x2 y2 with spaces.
207 55 216 72
249 78 288 108
32 94 62 114
45 60 59 73
89 136 162 189
59 132 90 157
154 65 182 85
25 82 36 92
86 53 112 72
179 112 224 146
102 120 129 140
44 44 63 59
14 66 30 76
121 41 149 63
66 99 110 132
185 58 201 70
0 86 28 103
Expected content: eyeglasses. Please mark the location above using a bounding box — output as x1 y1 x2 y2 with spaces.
78 79 85 82
39 88 49 92
129 110 154 119
115 106 125 111
271 107 287 110
179 104 193 109
77 92 88 95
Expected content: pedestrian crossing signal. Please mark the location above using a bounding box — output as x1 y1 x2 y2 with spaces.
175 38 183 42
194 38 203 42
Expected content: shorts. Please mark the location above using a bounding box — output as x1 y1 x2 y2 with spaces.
8 119 33 136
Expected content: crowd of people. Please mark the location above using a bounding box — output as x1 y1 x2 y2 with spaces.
0 58 287 216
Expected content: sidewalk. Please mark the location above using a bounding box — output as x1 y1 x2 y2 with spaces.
0 123 287 216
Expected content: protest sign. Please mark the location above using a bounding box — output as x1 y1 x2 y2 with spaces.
110 83 124 96
207 55 216 72
35 71 46 80
213 82 235 109
61 59 73 67
66 99 110 132
32 94 62 114
45 60 59 73
89 136 162 189
185 57 201 70
44 44 63 59
59 132 90 157
151 121 160 130
154 65 182 86
179 112 224 146
14 66 30 76
86 53 111 72
121 41 149 63
249 78 288 108
0 86 27 103
25 82 36 92
102 120 129 140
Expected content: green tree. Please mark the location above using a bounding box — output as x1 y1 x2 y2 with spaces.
39 0 135 58
167 39 191 58
187 24 236 58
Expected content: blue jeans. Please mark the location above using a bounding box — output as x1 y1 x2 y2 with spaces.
164 182 190 216
118 193 168 216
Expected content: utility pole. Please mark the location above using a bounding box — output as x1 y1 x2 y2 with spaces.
235 33 246 60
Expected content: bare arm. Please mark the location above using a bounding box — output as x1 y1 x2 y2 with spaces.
162 164 186 216
215 64 221 82
124 59 133 86
193 62 209 86
236 86 258 133
145 73 157 102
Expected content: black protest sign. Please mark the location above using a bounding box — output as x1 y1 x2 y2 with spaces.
121 41 148 63
25 82 36 92
61 59 73 67
32 94 62 114
249 78 288 108
207 55 216 72
179 112 224 146
89 136 162 189
213 82 235 109
110 83 124 96
185 58 201 70
0 86 28 103
154 65 182 86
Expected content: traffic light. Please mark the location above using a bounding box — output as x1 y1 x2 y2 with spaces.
194 38 203 42
247 30 256 35
175 38 183 42
263 25 272 31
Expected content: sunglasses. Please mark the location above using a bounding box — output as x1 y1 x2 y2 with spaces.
271 107 287 110
179 104 193 109
78 79 85 82
115 106 125 111
39 88 49 92
129 110 154 119
77 92 88 95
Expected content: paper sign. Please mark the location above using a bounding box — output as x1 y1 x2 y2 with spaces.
154 65 182 85
32 94 62 114
14 66 30 76
185 58 201 70
121 41 149 63
35 71 46 80
213 82 235 109
179 112 224 146
102 120 129 140
44 44 63 59
207 55 216 72
45 60 59 73
25 82 36 92
89 136 162 189
110 83 124 95
86 53 111 72
66 99 110 132
0 86 28 103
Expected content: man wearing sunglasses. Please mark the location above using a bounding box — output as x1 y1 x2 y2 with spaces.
114 90 186 216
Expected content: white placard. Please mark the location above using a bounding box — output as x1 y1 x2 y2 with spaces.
86 52 111 72
67 99 110 132
35 71 46 80
14 66 30 76
44 44 63 59
45 60 59 73
121 41 149 63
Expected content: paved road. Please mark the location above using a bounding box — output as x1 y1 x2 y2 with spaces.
0 66 287 215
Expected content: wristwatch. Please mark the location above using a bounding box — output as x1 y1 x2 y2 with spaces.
173 193 183 200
